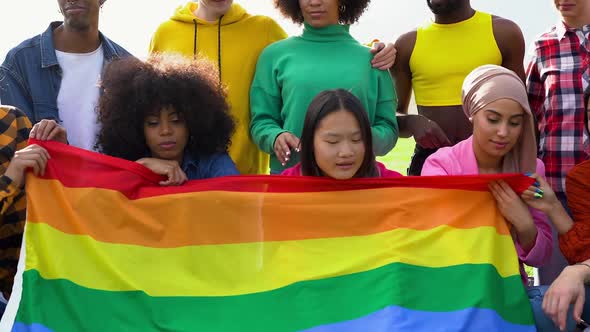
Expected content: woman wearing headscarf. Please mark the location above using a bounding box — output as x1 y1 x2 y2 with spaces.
422 65 553 286
422 64 555 330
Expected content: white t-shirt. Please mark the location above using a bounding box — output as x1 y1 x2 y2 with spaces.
56 45 104 151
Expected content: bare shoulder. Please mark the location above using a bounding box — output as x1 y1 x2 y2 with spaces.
394 30 418 60
491 15 525 66
491 16 524 38
395 30 418 48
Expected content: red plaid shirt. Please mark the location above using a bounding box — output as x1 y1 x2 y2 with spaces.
525 21 590 195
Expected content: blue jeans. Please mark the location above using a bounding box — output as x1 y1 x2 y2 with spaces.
529 285 590 332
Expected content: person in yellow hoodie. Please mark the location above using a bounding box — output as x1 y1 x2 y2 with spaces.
149 0 395 174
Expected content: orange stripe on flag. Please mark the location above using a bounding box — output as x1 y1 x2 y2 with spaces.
27 178 510 248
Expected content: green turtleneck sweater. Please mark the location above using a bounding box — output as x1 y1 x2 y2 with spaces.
250 24 398 173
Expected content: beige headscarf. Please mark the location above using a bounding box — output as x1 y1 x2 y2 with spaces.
462 64 537 174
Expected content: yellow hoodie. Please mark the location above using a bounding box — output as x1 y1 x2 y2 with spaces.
149 2 287 174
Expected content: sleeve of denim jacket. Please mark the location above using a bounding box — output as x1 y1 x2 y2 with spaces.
0 66 34 121
208 153 240 178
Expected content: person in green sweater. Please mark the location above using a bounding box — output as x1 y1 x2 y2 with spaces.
250 0 399 173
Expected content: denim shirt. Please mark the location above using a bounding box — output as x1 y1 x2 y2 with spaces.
0 22 131 124
181 152 240 180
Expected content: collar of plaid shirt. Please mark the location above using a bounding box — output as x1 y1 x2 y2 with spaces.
556 21 590 96
555 21 590 49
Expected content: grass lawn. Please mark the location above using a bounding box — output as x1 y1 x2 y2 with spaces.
377 138 415 174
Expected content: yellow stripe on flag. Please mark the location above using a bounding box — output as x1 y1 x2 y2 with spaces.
25 222 520 297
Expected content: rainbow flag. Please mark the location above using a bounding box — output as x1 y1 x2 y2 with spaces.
7 141 536 331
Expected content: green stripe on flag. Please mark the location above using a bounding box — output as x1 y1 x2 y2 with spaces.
17 263 533 332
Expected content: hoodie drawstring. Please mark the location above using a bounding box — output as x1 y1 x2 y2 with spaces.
192 19 198 60
217 15 223 83
192 16 223 84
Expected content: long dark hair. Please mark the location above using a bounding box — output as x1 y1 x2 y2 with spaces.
300 89 378 178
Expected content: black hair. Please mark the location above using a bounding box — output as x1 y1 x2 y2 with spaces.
274 0 371 25
300 89 378 178
95 54 234 161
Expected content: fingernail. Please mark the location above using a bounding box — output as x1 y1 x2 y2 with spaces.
534 193 543 199
295 148 300 152
524 172 532 176
533 181 540 187
286 151 290 156
535 188 544 195
281 163 285 166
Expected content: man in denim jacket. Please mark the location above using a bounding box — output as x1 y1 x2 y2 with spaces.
0 0 130 150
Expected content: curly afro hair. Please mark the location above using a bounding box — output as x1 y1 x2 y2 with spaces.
273 0 371 25
95 53 235 162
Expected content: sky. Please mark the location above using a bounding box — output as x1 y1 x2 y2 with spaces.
0 0 558 61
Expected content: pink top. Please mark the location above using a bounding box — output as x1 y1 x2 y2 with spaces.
281 161 402 178
422 136 553 285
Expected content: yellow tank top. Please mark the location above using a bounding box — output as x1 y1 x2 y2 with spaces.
409 11 502 106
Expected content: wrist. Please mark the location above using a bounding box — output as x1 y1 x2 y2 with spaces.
406 114 425 132
547 204 574 234
272 130 289 147
395 114 414 137
511 214 535 234
512 216 537 248
566 264 590 283
3 166 23 188
546 199 565 216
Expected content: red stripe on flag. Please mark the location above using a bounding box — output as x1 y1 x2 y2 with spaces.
28 140 534 200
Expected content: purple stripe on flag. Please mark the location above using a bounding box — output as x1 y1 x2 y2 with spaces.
302 306 536 332
11 322 54 332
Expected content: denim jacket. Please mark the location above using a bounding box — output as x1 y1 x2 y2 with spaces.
0 22 130 123
181 152 240 180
